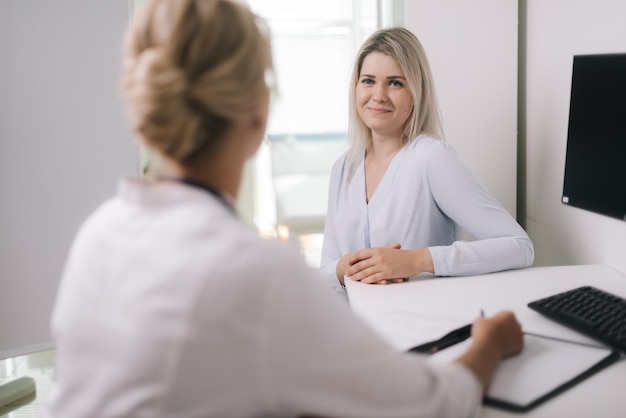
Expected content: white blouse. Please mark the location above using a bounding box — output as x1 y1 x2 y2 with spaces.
45 178 481 418
320 135 534 295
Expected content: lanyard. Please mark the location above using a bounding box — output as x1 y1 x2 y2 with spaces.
174 178 237 215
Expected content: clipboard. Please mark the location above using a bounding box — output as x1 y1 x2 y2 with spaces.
419 332 620 412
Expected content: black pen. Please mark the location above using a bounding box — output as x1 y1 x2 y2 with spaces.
430 323 473 353
409 310 484 354
409 323 473 354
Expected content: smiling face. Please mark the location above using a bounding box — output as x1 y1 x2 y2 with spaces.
356 51 414 140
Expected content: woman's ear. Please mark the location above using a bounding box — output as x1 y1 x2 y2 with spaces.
251 87 270 132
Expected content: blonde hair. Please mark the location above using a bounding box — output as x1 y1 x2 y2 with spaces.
121 0 272 163
346 27 444 180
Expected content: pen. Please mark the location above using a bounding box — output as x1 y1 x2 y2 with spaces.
409 309 484 355
409 323 473 354
429 324 472 353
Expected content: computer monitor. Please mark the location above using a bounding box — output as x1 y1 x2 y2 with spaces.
562 53 626 221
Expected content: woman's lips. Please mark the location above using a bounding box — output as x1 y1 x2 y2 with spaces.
367 107 391 114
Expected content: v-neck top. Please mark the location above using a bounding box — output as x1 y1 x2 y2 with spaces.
359 145 406 249
364 145 405 205
320 134 534 295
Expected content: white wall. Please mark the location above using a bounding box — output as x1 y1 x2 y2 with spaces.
405 0 519 217
0 1 137 359
0 2 7 148
524 0 626 274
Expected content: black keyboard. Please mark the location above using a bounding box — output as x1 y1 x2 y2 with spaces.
528 285 626 353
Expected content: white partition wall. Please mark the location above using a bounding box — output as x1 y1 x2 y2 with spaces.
405 0 519 217
0 1 137 359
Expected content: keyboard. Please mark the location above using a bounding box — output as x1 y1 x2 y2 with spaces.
528 285 626 353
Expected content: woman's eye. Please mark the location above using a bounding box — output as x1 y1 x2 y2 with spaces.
389 79 403 87
361 78 374 85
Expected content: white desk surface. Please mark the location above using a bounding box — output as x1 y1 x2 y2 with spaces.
345 264 626 418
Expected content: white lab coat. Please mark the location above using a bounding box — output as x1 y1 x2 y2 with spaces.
321 135 534 294
45 178 481 418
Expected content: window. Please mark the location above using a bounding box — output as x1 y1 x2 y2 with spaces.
247 0 378 135
242 0 403 266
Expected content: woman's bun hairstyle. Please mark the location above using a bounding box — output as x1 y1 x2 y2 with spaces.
121 0 272 162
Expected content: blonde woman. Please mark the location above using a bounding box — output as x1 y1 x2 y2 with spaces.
45 3 523 417
321 27 534 295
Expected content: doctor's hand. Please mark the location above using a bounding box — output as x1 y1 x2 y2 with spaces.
343 245 434 285
456 311 524 394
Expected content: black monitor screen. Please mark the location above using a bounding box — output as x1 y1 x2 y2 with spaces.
562 53 626 221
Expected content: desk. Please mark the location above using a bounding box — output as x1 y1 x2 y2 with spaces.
345 264 626 418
